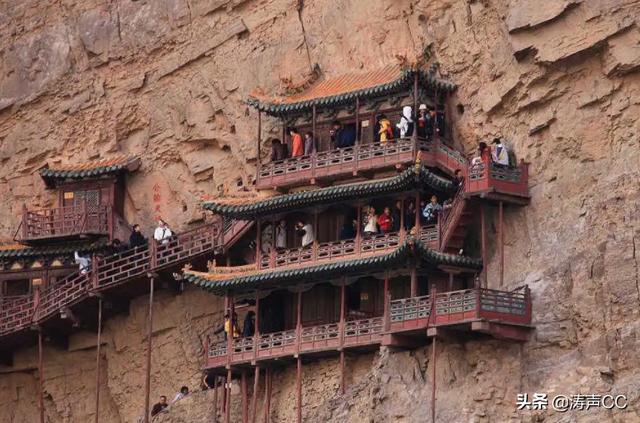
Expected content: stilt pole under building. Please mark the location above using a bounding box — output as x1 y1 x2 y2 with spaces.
431 337 437 423
241 370 248 423
296 357 302 423
251 366 260 423
94 296 103 423
38 328 45 423
143 275 155 423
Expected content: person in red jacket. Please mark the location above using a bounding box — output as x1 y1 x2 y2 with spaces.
377 206 393 234
289 127 304 157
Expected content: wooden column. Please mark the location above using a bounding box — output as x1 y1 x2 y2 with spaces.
312 105 317 153
448 273 454 292
256 220 262 264
434 87 440 141
312 211 319 260
38 329 45 423
143 275 155 423
251 366 260 423
253 291 260 361
222 296 229 414
296 357 302 423
480 204 487 288
282 121 287 153
241 371 248 423
94 296 103 423
213 376 219 423
355 204 362 252
410 266 418 297
431 336 437 423
399 197 405 241
415 191 421 230
499 201 504 287
383 272 390 331
225 368 232 423
296 290 302 351
339 281 346 394
355 97 360 145
413 71 419 144
262 368 272 423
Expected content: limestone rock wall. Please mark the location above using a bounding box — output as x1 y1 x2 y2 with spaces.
1 0 640 422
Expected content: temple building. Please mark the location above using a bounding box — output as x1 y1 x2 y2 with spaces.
181 64 532 423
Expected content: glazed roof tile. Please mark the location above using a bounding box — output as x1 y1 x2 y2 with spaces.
40 155 141 187
202 165 454 219
0 239 108 259
248 65 456 117
183 239 481 295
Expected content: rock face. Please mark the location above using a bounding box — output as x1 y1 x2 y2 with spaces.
1 0 640 422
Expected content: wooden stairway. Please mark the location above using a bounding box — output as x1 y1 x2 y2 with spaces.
439 192 473 254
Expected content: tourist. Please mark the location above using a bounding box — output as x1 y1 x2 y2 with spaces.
491 138 509 166
377 115 393 144
426 106 444 138
151 396 168 417
110 238 127 254
289 128 304 158
472 141 491 165
261 223 273 254
396 106 414 138
391 200 402 232
422 195 443 224
242 311 256 337
295 221 315 247
416 104 428 138
153 219 172 245
74 251 91 275
304 132 315 155
452 169 464 190
224 312 240 339
172 386 189 403
363 206 378 236
275 220 287 250
129 224 147 249
330 121 355 149
340 218 357 240
377 207 393 234
270 138 287 161
404 201 416 230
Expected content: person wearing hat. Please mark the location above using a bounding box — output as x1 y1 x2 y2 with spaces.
491 138 509 166
417 104 428 138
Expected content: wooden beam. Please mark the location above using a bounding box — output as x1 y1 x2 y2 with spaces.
480 204 487 288
296 357 302 423
471 321 530 342
499 201 504 287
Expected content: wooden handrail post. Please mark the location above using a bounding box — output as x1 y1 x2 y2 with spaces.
475 287 481 319
91 256 100 290
32 288 41 323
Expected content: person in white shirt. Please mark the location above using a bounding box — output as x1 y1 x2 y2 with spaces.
172 386 189 403
275 220 287 250
491 138 509 166
295 221 314 247
396 105 414 138
363 206 378 236
261 223 273 254
74 251 90 274
154 219 173 244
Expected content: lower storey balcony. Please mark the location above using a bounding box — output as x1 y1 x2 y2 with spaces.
18 205 113 243
203 287 532 371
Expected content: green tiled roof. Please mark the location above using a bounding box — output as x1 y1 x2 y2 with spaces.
0 239 108 259
40 156 140 187
183 239 481 295
203 165 454 219
248 68 456 117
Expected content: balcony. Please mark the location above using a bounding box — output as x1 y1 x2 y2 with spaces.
18 205 112 243
466 159 529 202
258 226 439 270
203 287 532 369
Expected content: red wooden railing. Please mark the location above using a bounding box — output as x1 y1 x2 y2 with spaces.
20 205 112 241
466 158 529 198
438 190 466 251
0 220 248 338
204 287 532 369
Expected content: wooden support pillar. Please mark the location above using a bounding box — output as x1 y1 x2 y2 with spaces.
312 211 319 260
282 121 287 153
225 368 232 423
222 374 227 414
448 273 454 292
213 376 219 423
499 201 504 287
355 204 362 251
296 357 302 423
262 368 272 423
480 204 487 288
412 71 419 144
355 97 360 145
383 272 390 331
94 296 103 423
241 370 248 423
434 87 440 140
38 328 45 423
312 105 317 153
399 197 405 240
253 291 260 360
431 337 437 423
143 275 155 423
296 290 302 350
415 191 421 230
339 280 346 394
410 266 418 297
251 366 260 423
256 220 262 263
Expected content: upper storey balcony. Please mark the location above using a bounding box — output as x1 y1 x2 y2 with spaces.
16 156 141 244
248 65 529 203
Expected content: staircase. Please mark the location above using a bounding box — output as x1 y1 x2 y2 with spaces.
439 192 473 254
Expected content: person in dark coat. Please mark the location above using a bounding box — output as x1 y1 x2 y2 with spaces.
242 311 255 337
129 224 147 249
392 200 402 232
404 201 416 231
330 121 356 149
270 138 287 161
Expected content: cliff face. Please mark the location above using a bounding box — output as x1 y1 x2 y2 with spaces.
1 0 640 422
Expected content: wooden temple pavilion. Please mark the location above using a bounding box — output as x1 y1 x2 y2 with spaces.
182 65 533 423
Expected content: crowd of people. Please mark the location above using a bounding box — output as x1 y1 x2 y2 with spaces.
149 386 190 418
472 138 512 167
269 104 446 162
